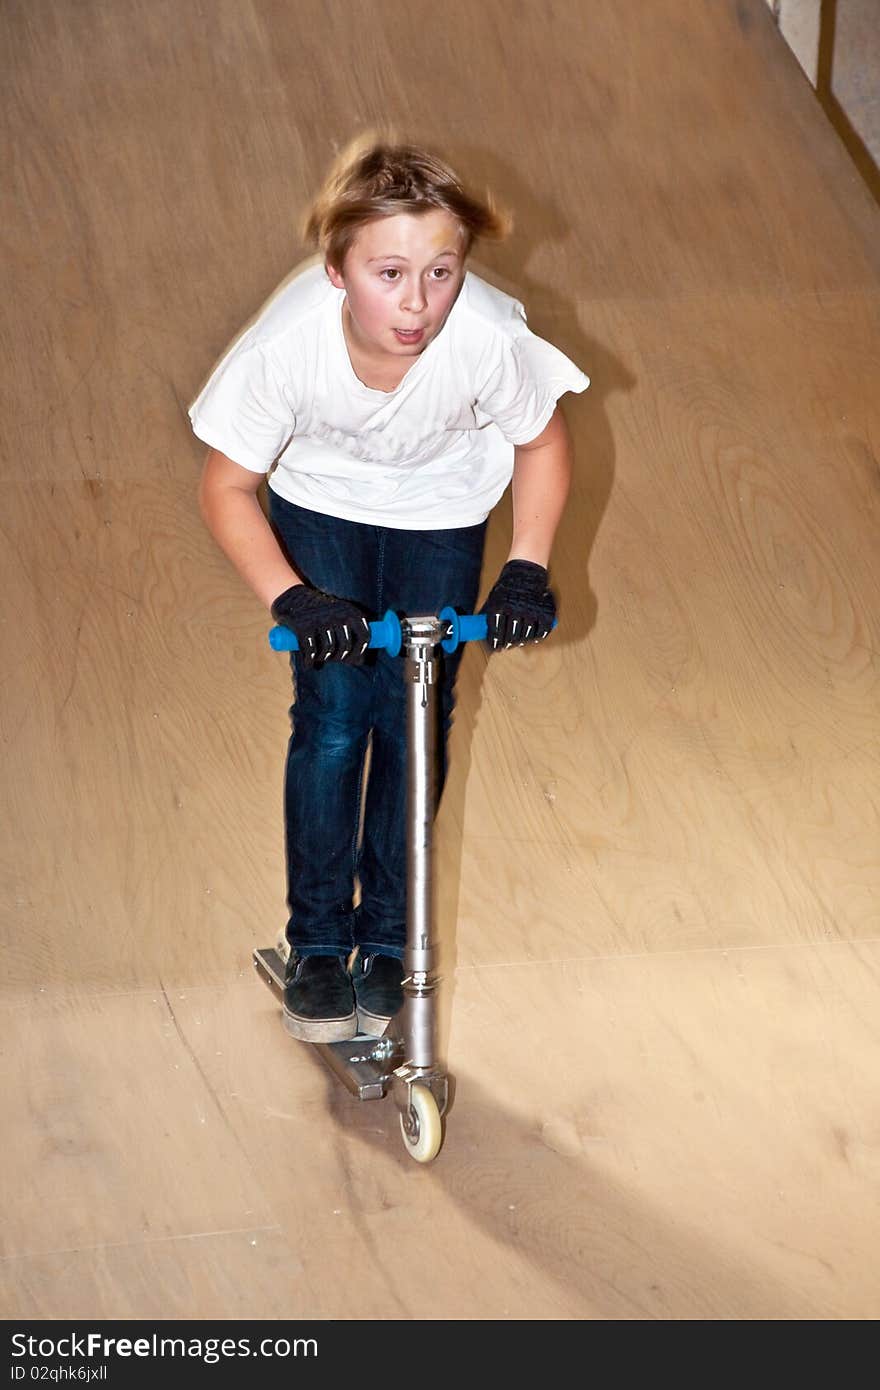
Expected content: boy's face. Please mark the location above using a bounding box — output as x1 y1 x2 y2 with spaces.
327 209 467 365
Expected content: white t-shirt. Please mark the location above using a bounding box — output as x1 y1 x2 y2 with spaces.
189 262 589 529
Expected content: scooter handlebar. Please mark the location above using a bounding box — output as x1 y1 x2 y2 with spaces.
269 608 557 656
268 608 489 657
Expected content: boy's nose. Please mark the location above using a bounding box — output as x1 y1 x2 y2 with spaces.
400 281 427 313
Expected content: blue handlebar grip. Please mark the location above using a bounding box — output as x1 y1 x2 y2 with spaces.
457 614 489 643
439 608 487 653
439 608 557 653
268 627 298 651
269 609 403 656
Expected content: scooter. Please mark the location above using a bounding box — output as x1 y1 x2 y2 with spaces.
253 607 487 1164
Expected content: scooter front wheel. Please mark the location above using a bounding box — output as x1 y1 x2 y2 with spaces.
399 1083 443 1163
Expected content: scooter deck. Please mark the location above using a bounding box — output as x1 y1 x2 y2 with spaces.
253 947 402 1101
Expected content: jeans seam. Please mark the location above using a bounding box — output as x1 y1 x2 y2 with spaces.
376 525 386 616
356 942 405 960
355 527 386 926
351 730 370 889
291 946 351 960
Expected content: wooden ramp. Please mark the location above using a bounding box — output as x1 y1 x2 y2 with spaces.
2 0 879 1319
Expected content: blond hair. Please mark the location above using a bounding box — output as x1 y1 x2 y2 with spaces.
303 132 511 270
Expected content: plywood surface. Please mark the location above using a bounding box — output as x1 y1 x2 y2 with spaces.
1 0 878 1320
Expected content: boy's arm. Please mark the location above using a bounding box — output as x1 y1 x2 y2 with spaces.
480 407 572 649
197 449 371 667
507 407 572 567
197 448 303 609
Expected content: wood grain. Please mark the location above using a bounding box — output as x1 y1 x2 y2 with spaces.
2 0 878 1321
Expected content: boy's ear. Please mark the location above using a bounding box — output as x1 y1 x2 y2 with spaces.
326 262 345 289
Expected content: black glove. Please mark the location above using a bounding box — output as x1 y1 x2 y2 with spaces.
480 559 556 650
271 584 371 670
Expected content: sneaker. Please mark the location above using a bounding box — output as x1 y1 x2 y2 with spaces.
352 952 405 1037
283 953 358 1042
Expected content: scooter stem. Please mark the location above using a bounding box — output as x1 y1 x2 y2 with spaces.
400 615 444 1072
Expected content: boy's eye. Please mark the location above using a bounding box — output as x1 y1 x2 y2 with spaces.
378 266 452 282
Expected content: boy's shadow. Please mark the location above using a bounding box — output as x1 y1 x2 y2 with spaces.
431 145 636 1057
318 1070 805 1319
460 139 635 646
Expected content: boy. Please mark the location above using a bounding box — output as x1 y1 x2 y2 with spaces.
191 136 589 1041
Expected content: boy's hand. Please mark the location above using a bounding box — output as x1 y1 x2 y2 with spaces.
480 560 556 650
271 585 371 669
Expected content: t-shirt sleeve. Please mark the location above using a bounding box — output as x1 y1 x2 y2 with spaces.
475 323 590 446
188 335 296 474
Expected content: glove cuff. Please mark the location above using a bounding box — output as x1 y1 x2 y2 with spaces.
499 559 549 591
270 585 303 622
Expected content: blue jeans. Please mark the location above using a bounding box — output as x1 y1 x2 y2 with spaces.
269 492 487 959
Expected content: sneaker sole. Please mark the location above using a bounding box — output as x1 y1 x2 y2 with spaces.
356 1007 397 1038
282 1008 358 1043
